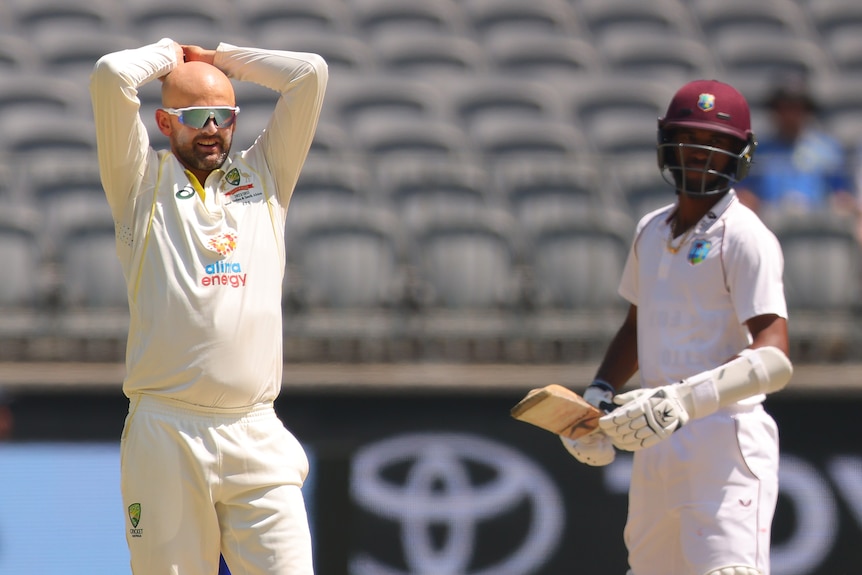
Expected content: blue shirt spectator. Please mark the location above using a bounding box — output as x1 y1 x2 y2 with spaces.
738 74 856 221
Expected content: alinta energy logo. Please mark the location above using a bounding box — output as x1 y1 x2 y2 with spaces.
202 232 246 288
128 503 143 538
350 433 564 575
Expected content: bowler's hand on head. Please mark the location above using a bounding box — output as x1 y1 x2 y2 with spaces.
183 45 215 66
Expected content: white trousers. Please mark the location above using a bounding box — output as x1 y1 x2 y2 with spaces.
625 404 778 575
121 394 313 575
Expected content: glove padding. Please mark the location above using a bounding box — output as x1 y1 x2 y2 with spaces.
560 431 615 466
559 381 616 466
598 385 691 451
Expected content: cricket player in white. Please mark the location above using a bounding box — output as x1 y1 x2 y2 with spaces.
90 38 327 574
560 80 790 575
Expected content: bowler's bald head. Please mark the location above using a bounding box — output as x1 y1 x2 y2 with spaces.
161 61 235 108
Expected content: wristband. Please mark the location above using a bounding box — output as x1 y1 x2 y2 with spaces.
588 379 615 394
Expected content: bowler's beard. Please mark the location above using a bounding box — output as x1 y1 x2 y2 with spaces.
174 132 232 173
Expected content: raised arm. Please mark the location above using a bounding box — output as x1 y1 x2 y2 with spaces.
211 44 328 205
89 38 182 216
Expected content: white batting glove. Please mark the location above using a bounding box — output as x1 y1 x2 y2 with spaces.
559 381 616 466
598 385 691 451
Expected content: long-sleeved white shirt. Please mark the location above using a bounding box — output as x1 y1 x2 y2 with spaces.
90 39 327 407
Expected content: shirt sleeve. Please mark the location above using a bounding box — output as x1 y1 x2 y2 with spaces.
724 217 789 324
213 44 328 206
89 38 178 218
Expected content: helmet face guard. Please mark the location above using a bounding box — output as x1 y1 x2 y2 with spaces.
658 132 756 196
656 80 757 196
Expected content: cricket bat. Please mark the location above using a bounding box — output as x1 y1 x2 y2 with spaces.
510 384 603 440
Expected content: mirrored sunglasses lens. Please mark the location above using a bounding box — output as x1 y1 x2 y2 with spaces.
178 109 211 128
178 108 236 128
212 109 236 127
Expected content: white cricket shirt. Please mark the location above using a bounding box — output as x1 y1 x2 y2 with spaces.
90 39 327 407
619 191 788 390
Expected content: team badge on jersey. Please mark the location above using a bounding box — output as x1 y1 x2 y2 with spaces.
688 239 712 264
697 93 715 112
225 167 242 186
208 232 238 257
128 503 141 527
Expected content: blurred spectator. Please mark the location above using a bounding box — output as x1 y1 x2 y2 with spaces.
738 74 856 224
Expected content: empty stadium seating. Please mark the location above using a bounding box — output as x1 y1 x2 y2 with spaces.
1 0 860 363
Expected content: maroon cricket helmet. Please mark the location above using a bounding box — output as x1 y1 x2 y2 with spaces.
657 79 757 195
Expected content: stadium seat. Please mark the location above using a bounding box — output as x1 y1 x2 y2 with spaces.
0 205 43 310
407 206 523 309
25 154 107 261
284 205 409 361
0 204 46 357
406 206 525 359
228 81 281 151
287 205 407 309
575 0 698 39
483 30 604 77
613 158 676 219
564 76 670 161
6 0 123 36
770 213 862 360
371 32 488 77
240 0 353 37
376 155 491 227
811 75 862 151
494 156 620 231
260 31 376 74
123 0 235 42
805 0 862 36
523 210 633 360
348 0 468 37
713 32 836 85
2 114 97 160
598 29 720 78
306 121 355 159
689 0 817 40
53 214 129 360
349 114 472 160
0 33 39 73
0 72 86 126
822 27 862 77
466 115 591 167
442 75 567 129
34 28 134 82
463 0 581 37
288 156 374 221
565 75 672 129
323 73 447 129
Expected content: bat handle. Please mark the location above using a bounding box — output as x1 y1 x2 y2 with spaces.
599 401 616 413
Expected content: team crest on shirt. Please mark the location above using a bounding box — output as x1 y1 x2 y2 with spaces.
697 93 715 112
225 167 242 186
208 232 238 256
688 239 712 264
128 502 143 537
222 168 261 204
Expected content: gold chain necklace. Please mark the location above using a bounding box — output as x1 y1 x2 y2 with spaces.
666 222 695 254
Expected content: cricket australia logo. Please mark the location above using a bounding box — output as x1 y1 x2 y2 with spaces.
223 167 259 203
128 503 143 538
226 167 242 186
207 232 238 257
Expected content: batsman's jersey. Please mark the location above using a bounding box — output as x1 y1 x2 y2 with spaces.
90 39 327 407
619 191 787 394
